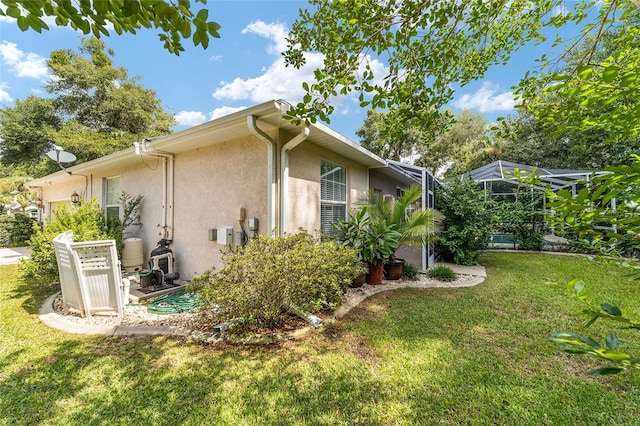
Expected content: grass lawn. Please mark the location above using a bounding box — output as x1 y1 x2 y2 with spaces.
1 252 639 425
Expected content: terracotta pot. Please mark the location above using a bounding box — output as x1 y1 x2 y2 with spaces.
366 261 385 285
350 272 367 288
384 258 405 280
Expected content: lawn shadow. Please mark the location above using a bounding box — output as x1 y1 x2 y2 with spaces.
0 331 387 424
4 263 60 315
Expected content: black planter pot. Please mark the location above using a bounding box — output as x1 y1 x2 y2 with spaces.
350 272 367 288
384 258 405 280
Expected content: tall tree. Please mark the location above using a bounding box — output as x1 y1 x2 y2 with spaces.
356 110 425 161
0 38 174 174
413 109 489 176
46 38 174 134
0 0 221 55
491 2 640 170
0 96 60 166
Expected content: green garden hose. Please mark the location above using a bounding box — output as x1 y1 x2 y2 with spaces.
147 290 202 314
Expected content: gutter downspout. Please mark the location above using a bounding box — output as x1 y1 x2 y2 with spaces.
421 167 428 271
247 115 278 235
280 126 309 234
135 139 175 240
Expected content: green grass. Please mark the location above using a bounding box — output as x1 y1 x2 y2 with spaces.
1 253 640 425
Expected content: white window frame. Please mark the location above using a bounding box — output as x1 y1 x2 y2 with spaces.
104 176 121 220
320 160 347 237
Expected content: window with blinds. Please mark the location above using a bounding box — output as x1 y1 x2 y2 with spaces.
105 177 120 219
320 160 346 236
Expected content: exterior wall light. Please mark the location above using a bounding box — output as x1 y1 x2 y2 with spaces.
71 191 81 206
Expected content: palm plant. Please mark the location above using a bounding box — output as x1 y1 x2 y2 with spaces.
358 184 443 259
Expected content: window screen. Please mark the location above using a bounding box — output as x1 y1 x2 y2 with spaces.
320 160 346 236
105 177 120 219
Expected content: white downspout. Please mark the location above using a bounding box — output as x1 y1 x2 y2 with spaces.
247 115 278 235
421 167 428 271
280 126 309 234
135 139 175 240
166 155 174 240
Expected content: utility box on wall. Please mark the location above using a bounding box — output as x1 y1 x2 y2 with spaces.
217 226 233 245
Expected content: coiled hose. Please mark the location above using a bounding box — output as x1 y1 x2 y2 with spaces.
147 290 202 314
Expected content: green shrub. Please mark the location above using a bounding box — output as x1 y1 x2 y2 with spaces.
190 232 365 332
427 264 457 282
491 191 546 251
435 178 493 265
19 199 122 285
0 213 36 247
402 262 419 280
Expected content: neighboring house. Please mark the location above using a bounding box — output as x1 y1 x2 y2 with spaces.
29 100 436 280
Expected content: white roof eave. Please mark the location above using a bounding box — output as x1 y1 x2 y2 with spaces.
29 99 386 187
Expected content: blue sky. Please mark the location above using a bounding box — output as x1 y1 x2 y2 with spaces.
0 1 576 142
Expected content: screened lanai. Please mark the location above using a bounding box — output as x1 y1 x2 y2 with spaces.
465 160 610 247
467 160 606 201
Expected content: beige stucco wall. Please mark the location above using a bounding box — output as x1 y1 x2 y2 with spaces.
171 136 268 278
369 170 402 197
40 176 86 219
37 131 406 279
37 135 269 280
286 140 370 234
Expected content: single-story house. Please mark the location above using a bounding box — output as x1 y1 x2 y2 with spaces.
29 99 436 280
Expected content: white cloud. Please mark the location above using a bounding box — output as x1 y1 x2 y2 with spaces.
0 41 49 79
212 52 323 103
241 20 289 54
209 106 247 120
454 82 516 113
212 20 324 103
0 82 12 103
213 20 390 116
174 111 207 127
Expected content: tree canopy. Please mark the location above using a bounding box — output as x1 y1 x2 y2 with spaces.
356 108 491 176
0 0 221 55
46 38 175 134
0 38 175 176
516 1 640 142
356 109 425 161
485 1 640 170
284 0 560 137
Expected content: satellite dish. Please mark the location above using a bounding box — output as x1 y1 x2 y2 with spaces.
46 145 77 164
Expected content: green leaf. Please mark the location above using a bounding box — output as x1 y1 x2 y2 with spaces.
207 22 221 38
578 335 600 348
605 333 618 350
620 71 636 88
602 350 630 362
588 366 625 376
601 65 619 84
196 8 209 21
6 6 21 19
16 16 29 31
576 65 593 80
601 303 622 317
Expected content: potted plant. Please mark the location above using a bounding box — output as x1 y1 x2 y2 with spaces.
335 209 401 285
358 185 443 280
334 210 368 287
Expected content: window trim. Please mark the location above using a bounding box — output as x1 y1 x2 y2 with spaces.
104 176 121 220
320 159 347 236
